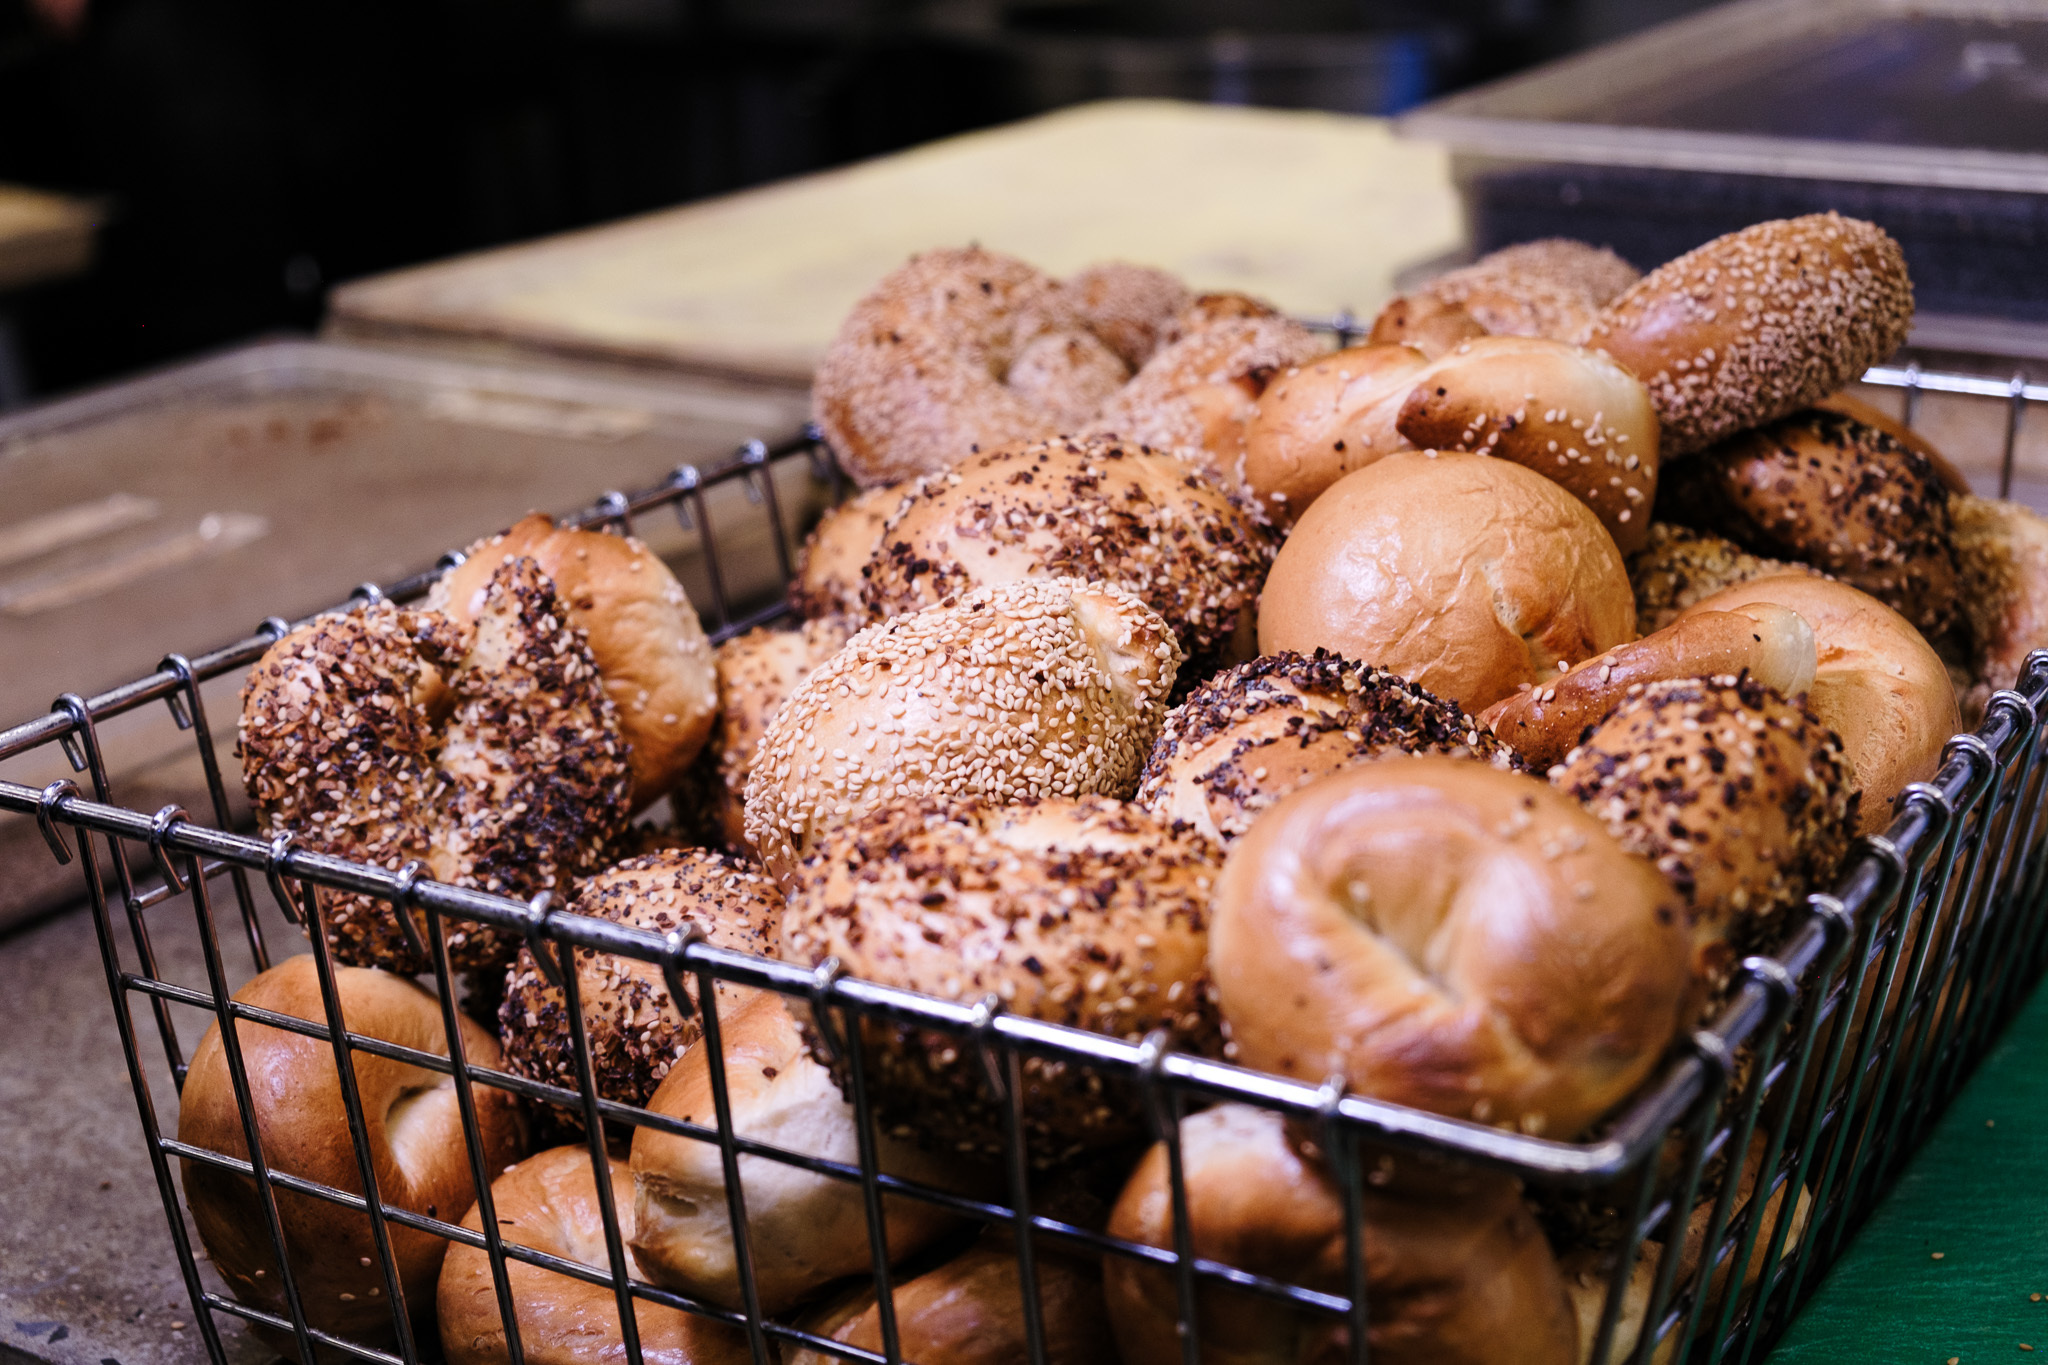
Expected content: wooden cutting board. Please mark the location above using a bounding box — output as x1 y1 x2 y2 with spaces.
325 99 1464 384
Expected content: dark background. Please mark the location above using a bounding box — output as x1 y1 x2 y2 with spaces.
0 0 1720 398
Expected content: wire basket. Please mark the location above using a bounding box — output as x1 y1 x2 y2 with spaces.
2 356 2046 1365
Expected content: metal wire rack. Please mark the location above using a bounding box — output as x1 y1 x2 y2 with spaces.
1 356 2046 1365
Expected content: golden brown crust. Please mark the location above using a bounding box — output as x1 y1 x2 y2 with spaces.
1366 295 1490 359
438 1146 751 1365
1815 390 1973 494
811 246 1130 488
1627 523 1814 634
1661 409 1960 635
1257 451 1637 714
742 578 1180 882
181 957 523 1354
1089 315 1326 495
629 991 969 1312
860 434 1274 662
1211 756 1690 1138
1135 649 1520 845
1578 214 1914 458
498 850 781 1117
1065 261 1192 369
1371 239 1641 356
431 514 716 810
1396 336 1661 554
1239 343 1428 524
241 564 631 973
1952 493 2048 719
1105 1104 1579 1365
1555 675 1857 993
789 484 909 621
1680 574 1959 835
780 794 1224 1163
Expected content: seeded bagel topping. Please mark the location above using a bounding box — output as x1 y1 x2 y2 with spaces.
1628 522 1814 633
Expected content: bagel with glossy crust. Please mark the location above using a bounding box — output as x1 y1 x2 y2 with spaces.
859 434 1273 663
430 514 716 810
1479 604 1816 771
1659 409 1960 635
1555 675 1857 993
1679 574 1959 835
1258 451 1637 714
1135 649 1519 845
1815 390 1972 493
1211 756 1690 1137
743 577 1180 882
630 991 970 1312
438 1146 750 1365
1066 261 1192 369
181 956 523 1354
1239 343 1429 524
1396 336 1660 553
1953 493 2048 719
1577 214 1913 458
1371 240 1642 358
1628 523 1812 634
1089 314 1325 495
499 850 781 1118
789 484 908 621
780 793 1223 1164
813 247 1130 487
1106 1103 1578 1365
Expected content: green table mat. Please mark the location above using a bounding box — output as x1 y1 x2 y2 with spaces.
1769 972 2048 1361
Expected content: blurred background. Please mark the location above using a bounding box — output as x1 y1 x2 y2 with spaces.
0 0 1720 400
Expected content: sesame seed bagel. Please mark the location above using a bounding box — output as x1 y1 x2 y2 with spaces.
1479 604 1817 772
1258 451 1637 714
498 850 781 1121
1065 261 1192 369
429 514 716 812
1577 214 1913 458
789 483 909 621
779 794 1224 1163
1370 239 1643 359
1555 675 1857 994
859 434 1273 664
1239 342 1430 525
1088 314 1326 497
1211 756 1691 1137
1396 335 1661 553
743 577 1180 883
1952 493 2048 721
1627 522 1814 634
1105 1104 1579 1365
1679 574 1959 835
684 615 854 853
812 247 1131 488
240 564 629 973
1659 409 1960 635
1135 649 1519 845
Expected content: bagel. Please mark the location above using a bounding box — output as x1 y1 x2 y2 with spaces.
629 991 970 1312
437 1146 749 1365
1478 604 1817 771
1088 314 1326 495
789 484 908 621
742 577 1180 883
1815 390 1973 494
1105 1103 1578 1365
180 956 523 1353
1627 523 1813 634
1396 336 1661 553
1658 409 1960 635
1211 756 1690 1137
1258 451 1637 714
1952 493 2048 720
780 794 1223 1164
1370 239 1641 357
812 246 1130 487
1577 214 1914 457
1065 261 1192 369
498 850 782 1118
1239 343 1429 525
241 569 629 973
1134 649 1518 845
1555 675 1857 993
788 1241 1111 1365
1679 574 1959 835
859 434 1273 664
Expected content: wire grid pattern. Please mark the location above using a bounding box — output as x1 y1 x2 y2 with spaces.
0 366 2044 1365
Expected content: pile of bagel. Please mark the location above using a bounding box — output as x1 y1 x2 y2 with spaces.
186 214 2048 1365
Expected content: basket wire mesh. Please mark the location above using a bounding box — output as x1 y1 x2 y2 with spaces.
0 357 2045 1365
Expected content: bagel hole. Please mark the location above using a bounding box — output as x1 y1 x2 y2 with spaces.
384 1076 458 1175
